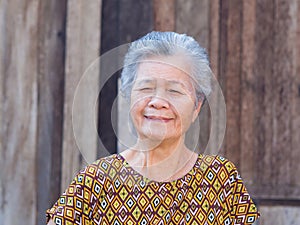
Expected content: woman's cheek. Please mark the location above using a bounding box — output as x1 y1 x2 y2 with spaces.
130 100 147 124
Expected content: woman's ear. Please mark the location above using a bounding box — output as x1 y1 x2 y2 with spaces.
192 100 202 122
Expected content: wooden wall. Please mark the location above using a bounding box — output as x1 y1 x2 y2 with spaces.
174 0 300 224
0 0 101 224
0 0 67 224
61 0 101 191
0 0 299 225
174 0 300 200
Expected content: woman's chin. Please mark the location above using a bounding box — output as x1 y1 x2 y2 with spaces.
143 133 167 142
138 130 181 144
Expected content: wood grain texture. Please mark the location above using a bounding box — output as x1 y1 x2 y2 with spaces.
61 0 101 190
209 0 220 76
253 0 276 197
259 206 300 225
99 0 120 156
208 0 226 156
251 0 300 199
119 0 153 44
271 0 294 197
176 0 209 47
290 0 300 197
36 1 67 224
240 0 257 185
0 0 39 224
153 0 175 31
221 0 243 167
170 0 300 202
218 0 229 156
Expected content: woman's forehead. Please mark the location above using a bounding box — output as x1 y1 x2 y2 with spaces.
136 57 193 81
137 55 191 73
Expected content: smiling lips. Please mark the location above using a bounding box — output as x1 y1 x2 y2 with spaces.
144 115 173 122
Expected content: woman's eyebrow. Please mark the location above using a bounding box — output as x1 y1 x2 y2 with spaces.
134 79 191 89
167 80 188 88
134 79 155 86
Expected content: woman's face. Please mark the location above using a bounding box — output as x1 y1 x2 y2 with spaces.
130 56 201 141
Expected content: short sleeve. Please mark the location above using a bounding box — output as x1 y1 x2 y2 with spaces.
225 161 260 224
46 163 102 225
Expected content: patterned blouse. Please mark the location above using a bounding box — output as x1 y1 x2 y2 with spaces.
46 154 260 224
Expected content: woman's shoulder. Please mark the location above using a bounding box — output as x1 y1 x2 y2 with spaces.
75 154 124 180
86 154 124 171
91 153 122 166
197 154 238 174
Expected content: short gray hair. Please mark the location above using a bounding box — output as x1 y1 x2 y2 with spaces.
120 31 212 104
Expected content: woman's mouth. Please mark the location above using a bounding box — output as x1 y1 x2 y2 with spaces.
144 115 173 122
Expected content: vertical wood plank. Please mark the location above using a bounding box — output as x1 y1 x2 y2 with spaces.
290 0 300 196
240 0 257 184
218 0 229 154
119 0 153 43
271 0 294 196
209 0 220 76
99 0 119 156
207 0 227 156
221 0 243 167
253 0 275 196
153 0 175 31
250 0 300 199
0 0 39 224
36 1 67 224
61 0 102 190
176 0 209 47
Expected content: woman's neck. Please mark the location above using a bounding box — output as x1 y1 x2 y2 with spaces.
134 137 186 165
120 136 198 182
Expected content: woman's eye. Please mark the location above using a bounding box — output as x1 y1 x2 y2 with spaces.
140 87 153 91
168 89 183 94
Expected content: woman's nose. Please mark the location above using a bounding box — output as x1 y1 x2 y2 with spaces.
148 95 169 109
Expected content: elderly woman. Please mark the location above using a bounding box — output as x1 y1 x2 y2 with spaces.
47 31 259 224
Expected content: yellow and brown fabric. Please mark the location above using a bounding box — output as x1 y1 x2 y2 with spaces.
47 154 260 224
